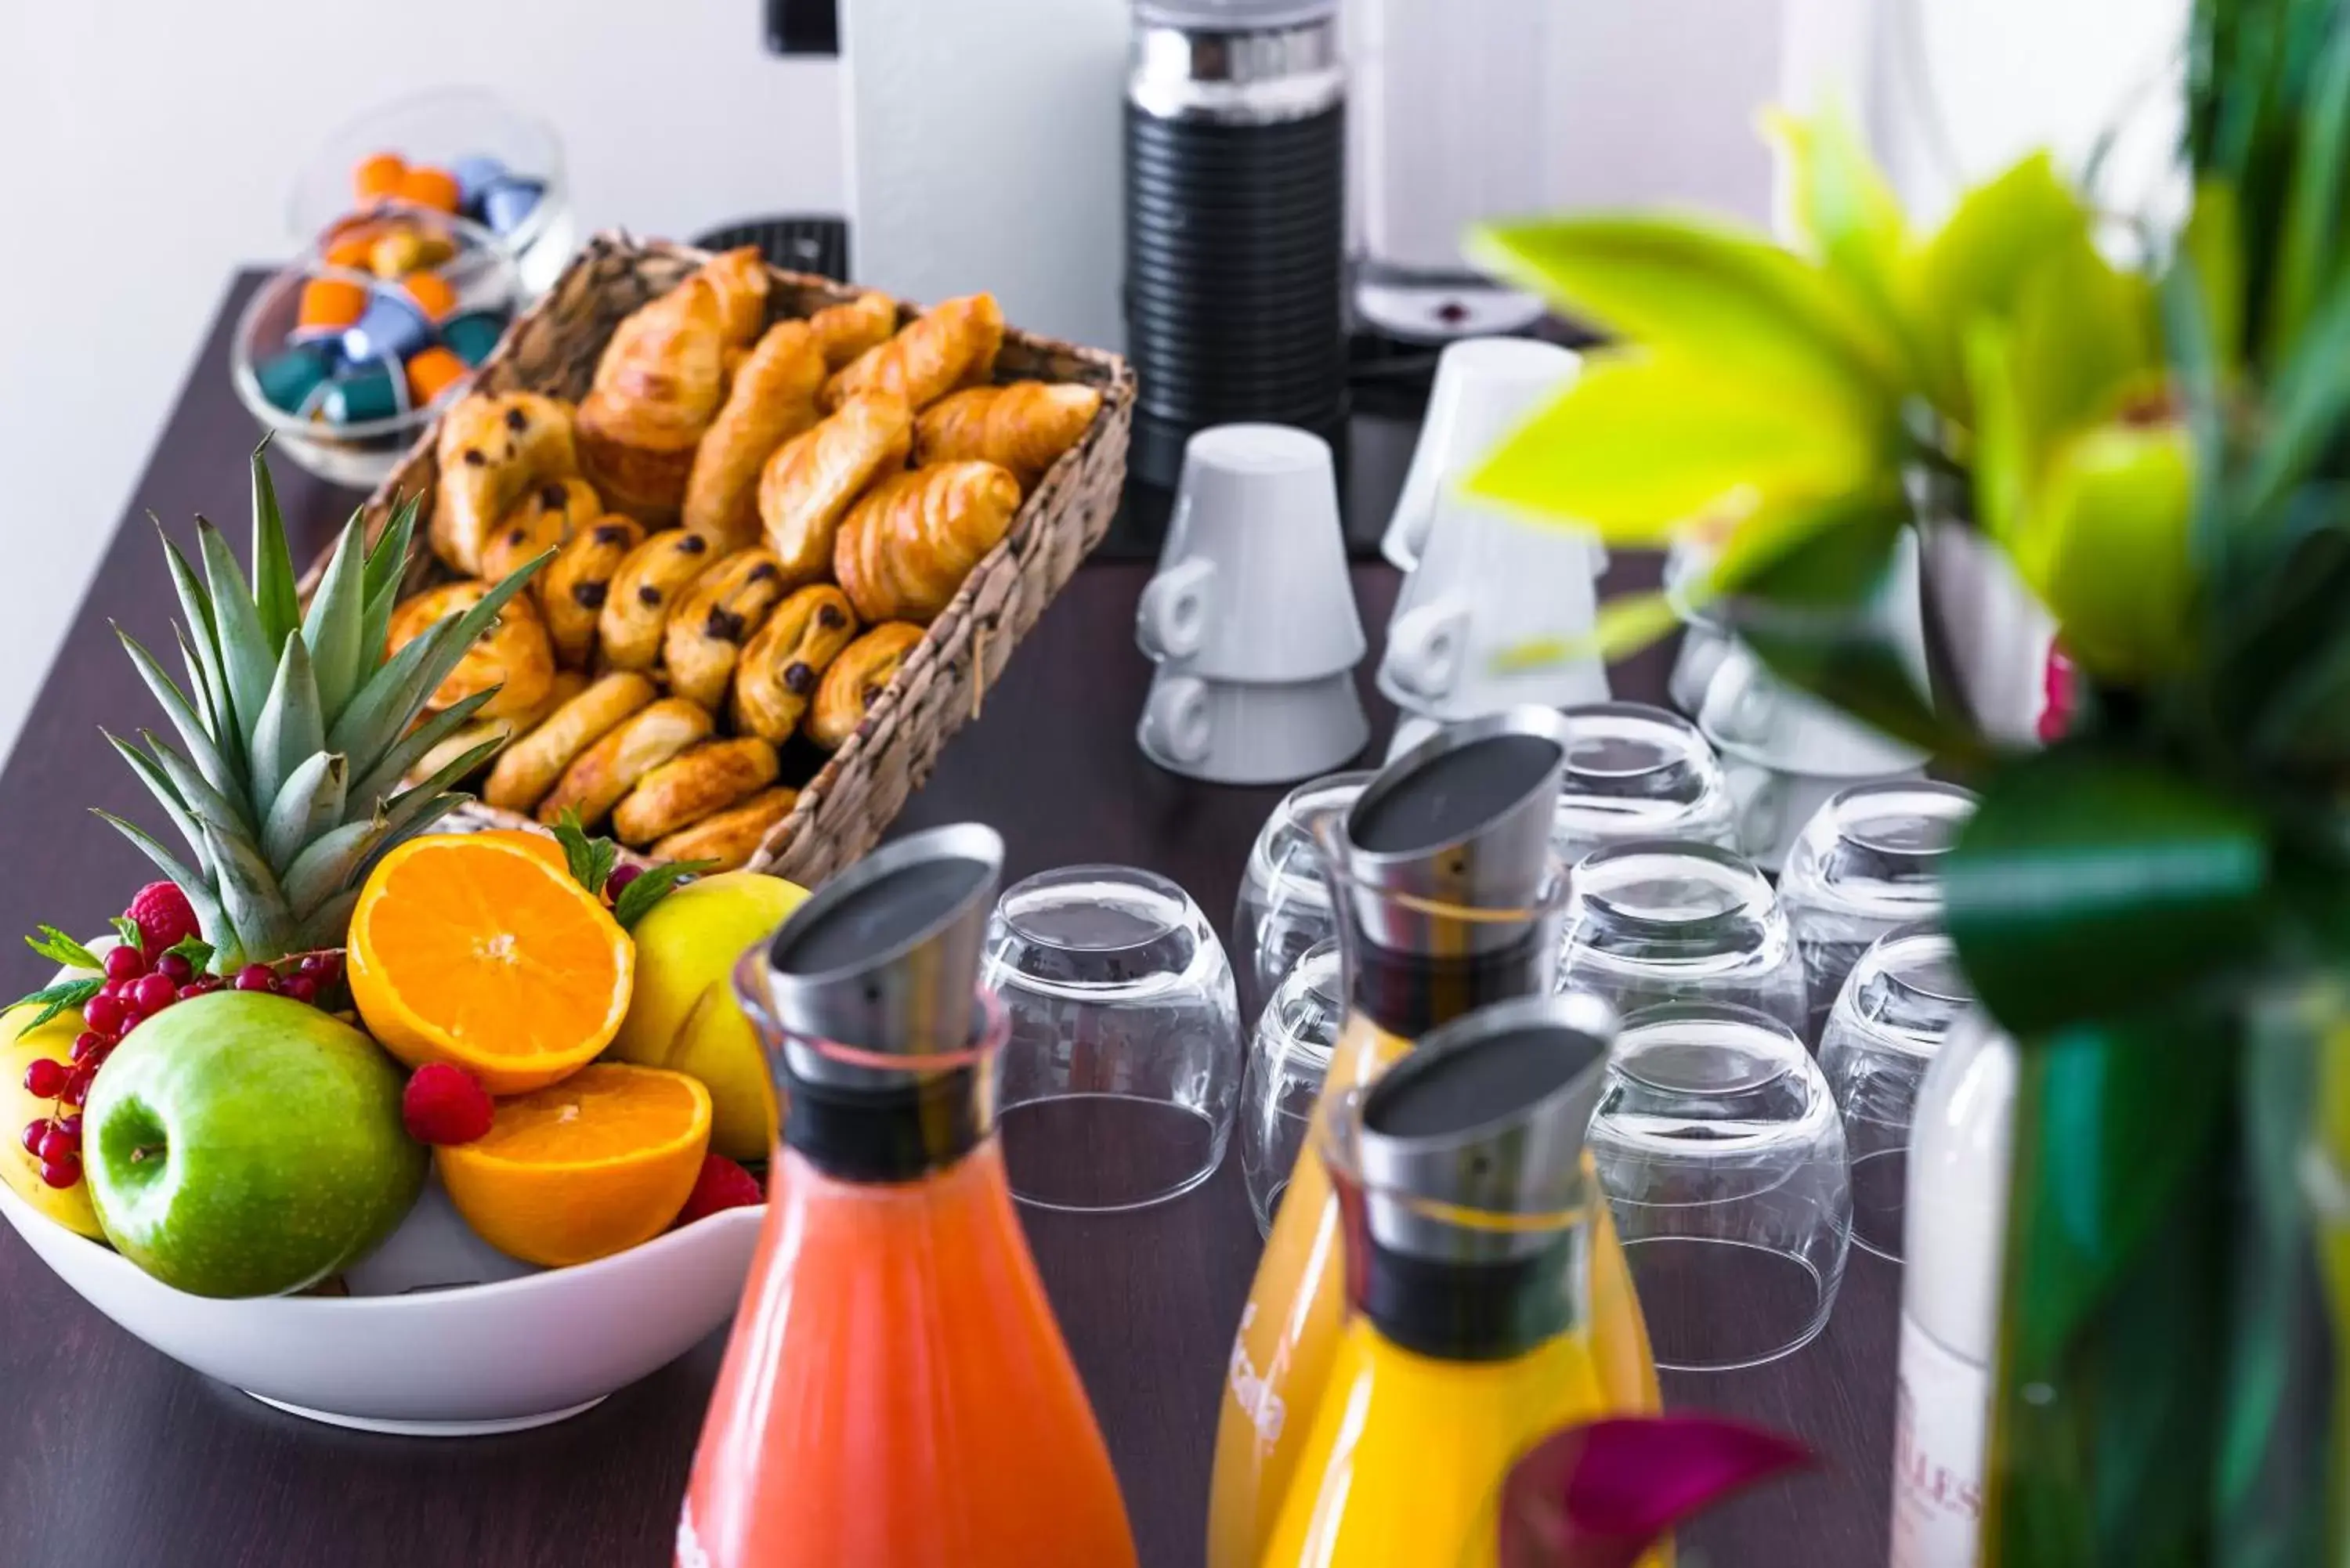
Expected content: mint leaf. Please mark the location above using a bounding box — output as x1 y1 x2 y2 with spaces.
612 860 719 931
550 809 616 898
9 978 103 1030
110 916 144 953
165 934 216 974
26 926 102 972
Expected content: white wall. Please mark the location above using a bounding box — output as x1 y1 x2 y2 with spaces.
0 0 844 762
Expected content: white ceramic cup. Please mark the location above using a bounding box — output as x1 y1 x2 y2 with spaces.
1137 669 1371 787
1381 336 1585 570
1136 424 1365 685
1379 490 1610 721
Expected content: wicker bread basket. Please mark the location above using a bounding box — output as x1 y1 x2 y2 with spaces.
319 232 1134 887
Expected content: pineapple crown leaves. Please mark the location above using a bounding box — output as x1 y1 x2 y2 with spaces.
96 445 550 969
546 810 716 931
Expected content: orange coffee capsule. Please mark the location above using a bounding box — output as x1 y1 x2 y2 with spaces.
296 277 368 332
354 152 407 201
403 270 457 320
406 346 468 406
398 166 461 215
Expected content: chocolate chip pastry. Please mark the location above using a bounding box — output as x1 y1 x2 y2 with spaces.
663 548 790 710
807 621 925 750
599 529 720 670
428 392 580 576
479 475 602 585
731 584 860 743
538 516 645 668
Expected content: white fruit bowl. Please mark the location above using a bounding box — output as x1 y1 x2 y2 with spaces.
0 1172 761 1436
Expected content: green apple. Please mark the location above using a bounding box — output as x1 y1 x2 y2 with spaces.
85 992 425 1298
609 871 808 1160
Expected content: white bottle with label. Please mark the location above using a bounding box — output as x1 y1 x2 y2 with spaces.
1890 1009 2016 1568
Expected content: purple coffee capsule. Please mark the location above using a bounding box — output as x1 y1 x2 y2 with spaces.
452 154 510 216
481 177 544 237
339 293 432 366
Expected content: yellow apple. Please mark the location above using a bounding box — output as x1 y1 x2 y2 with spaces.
2 999 106 1238
610 871 808 1160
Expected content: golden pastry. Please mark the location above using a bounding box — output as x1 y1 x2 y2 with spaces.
428 392 580 575
480 475 601 584
386 580 556 721
808 291 897 370
732 584 859 743
808 622 924 750
538 516 645 668
483 671 656 815
913 381 1102 492
611 736 782 847
537 696 714 827
682 321 826 550
757 392 913 584
696 246 772 346
409 670 587 787
651 787 800 872
599 529 720 670
833 461 1021 623
578 277 728 525
663 548 790 710
821 292 1003 414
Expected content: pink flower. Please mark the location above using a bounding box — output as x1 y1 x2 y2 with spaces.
1498 1414 1813 1568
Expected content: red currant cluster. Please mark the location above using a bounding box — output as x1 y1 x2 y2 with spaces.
17 946 344 1193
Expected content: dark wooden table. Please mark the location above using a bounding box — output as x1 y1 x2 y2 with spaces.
0 275 1896 1568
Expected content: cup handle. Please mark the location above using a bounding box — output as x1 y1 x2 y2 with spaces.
1382 600 1470 703
1135 558 1217 663
1141 674 1213 764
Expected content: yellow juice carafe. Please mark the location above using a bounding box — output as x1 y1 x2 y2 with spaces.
1262 992 1650 1568
1208 712 1662 1568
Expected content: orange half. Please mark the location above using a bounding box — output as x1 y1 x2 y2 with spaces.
349 833 634 1094
436 1064 712 1266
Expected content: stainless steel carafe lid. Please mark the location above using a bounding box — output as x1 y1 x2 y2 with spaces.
1129 2 1343 125
1355 992 1617 1265
757 823 1004 1090
1337 707 1571 956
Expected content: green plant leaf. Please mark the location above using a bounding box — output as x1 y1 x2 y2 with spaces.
262 751 349 875
90 811 228 959
110 916 143 952
2182 181 2247 378
247 631 324 824
248 445 303 657
301 512 369 728
2009 421 2197 682
1904 151 2095 418
327 551 546 780
2234 266 2350 525
360 495 423 667
550 809 618 898
342 688 496 822
164 934 215 975
25 925 101 971
281 818 385 922
197 515 275 751
157 524 238 750
8 978 103 1031
1466 213 1903 410
2263 27 2350 369
1767 109 1913 372
1943 747 2273 1035
102 730 212 874
613 861 719 931
204 818 297 964
116 624 244 811
1464 353 1889 543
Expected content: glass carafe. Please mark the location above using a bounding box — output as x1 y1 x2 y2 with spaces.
1262 994 1643 1568
678 829 1137 1568
1206 714 1661 1568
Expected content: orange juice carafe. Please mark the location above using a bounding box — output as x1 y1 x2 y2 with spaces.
1263 992 1647 1568
1209 712 1661 1568
678 826 1137 1568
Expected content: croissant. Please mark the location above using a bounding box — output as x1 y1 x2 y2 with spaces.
428 392 580 575
538 516 645 668
387 580 557 721
757 392 913 585
913 382 1101 493
682 321 826 550
578 277 728 525
599 529 720 671
732 584 860 742
808 291 898 370
664 548 790 710
650 786 799 872
833 461 1021 623
611 737 782 847
808 623 925 750
820 293 1003 414
481 475 601 585
696 247 772 346
537 695 714 828
483 671 656 815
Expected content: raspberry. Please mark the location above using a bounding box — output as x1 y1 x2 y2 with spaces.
400 1063 496 1147
124 882 201 958
674 1154 763 1227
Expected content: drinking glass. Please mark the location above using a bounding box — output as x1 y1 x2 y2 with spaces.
982 865 1243 1211
1239 940 1343 1237
1232 771 1372 1028
1552 703 1739 863
1817 926 1970 1261
1779 779 1977 1040
1556 841 1806 1033
1585 1002 1852 1371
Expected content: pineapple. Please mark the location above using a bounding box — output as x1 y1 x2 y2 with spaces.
103 446 546 971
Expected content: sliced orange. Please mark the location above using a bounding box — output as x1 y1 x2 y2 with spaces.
349 832 633 1094
436 1064 711 1266
470 826 571 873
